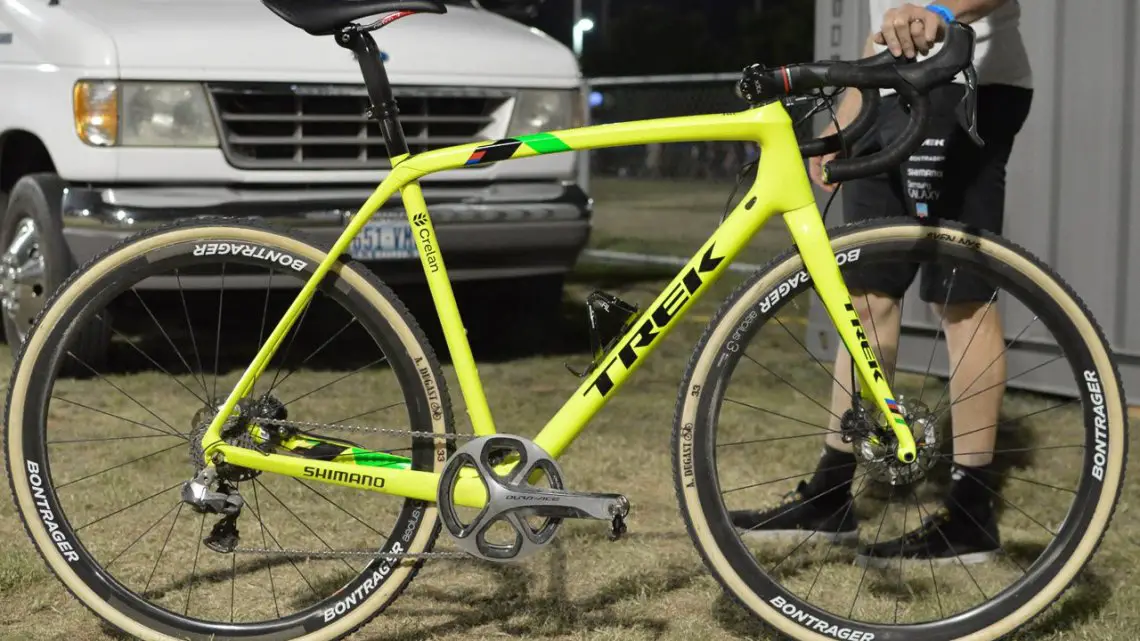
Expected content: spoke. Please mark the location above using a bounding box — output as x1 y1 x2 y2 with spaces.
766 473 869 572
909 487 944 620
105 501 182 570
56 442 185 490
255 479 358 574
248 484 319 599
722 397 838 434
918 267 959 405
333 401 405 426
185 512 206 615
213 263 226 401
894 494 909 624
50 395 183 440
176 270 210 399
848 487 891 619
718 430 833 449
861 290 887 387
805 475 871 602
273 316 360 391
76 481 184 532
251 482 281 618
144 502 184 594
60 360 184 437
930 291 999 413
772 313 850 398
942 491 1026 575
912 499 988 601
266 297 316 397
291 478 388 538
935 455 1076 496
128 288 207 403
741 352 843 423
950 444 1084 457
949 400 1075 444
230 551 237 624
952 315 1040 405
252 267 275 399
48 433 183 445
935 356 1066 424
283 357 388 406
721 462 855 495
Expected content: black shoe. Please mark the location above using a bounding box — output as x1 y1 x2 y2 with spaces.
729 481 859 544
855 504 1000 568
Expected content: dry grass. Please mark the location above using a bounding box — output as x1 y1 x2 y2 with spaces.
0 178 1137 640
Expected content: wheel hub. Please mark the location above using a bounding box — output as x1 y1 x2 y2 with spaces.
189 395 284 481
0 218 47 340
844 396 940 486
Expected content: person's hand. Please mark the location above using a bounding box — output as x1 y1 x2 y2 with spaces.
873 3 949 59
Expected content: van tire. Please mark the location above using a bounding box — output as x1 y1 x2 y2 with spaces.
0 174 109 373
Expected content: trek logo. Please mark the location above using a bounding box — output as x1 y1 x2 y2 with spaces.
843 302 885 384
412 212 427 227
303 466 386 489
1084 370 1109 482
585 245 724 397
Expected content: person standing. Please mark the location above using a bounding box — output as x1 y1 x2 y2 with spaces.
731 1 1034 566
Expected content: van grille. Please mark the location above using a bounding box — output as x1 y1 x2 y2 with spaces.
207 84 510 170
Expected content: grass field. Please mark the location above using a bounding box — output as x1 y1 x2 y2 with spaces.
0 177 1137 640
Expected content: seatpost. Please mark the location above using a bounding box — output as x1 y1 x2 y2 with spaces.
336 27 410 159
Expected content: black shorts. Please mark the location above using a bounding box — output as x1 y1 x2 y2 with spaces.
841 83 1033 304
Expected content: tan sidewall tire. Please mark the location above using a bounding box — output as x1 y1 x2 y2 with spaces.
6 224 451 641
674 222 1126 641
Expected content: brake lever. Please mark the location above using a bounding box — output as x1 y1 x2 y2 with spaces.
956 63 984 147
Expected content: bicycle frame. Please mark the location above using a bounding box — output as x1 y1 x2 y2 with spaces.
200 100 916 508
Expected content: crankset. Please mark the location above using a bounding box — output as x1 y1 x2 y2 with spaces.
437 435 630 563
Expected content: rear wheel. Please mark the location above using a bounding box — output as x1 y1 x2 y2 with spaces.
5 218 454 640
674 219 1126 641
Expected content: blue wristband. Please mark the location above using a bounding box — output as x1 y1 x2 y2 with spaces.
926 3 955 23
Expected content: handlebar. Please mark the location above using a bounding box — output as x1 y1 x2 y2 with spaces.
738 22 982 185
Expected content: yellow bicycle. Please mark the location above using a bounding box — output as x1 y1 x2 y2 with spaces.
5 2 1127 640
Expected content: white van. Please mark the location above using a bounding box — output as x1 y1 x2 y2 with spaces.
0 0 590 358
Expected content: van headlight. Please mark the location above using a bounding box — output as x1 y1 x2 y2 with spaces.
74 81 219 147
507 89 584 136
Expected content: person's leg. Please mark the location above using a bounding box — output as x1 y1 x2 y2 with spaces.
856 84 1034 565
730 106 917 539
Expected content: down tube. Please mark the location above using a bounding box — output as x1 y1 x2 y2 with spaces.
532 196 782 458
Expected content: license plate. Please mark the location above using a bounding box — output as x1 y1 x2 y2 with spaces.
349 216 417 260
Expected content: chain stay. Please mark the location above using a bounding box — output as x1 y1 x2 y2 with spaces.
234 417 476 561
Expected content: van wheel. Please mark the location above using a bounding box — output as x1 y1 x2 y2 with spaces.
0 173 109 373
465 273 566 358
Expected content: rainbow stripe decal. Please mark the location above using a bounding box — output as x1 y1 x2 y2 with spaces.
464 132 572 166
885 398 906 426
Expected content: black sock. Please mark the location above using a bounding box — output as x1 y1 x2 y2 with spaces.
948 462 997 518
803 445 857 500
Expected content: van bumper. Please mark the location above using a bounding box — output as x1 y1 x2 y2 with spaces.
60 180 592 286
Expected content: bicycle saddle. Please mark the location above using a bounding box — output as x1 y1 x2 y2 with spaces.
261 0 447 36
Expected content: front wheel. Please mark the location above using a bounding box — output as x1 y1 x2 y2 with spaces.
674 219 1126 641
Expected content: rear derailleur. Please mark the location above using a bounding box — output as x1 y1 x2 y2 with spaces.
180 394 288 553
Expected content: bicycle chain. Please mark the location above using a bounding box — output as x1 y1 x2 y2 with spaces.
231 416 477 562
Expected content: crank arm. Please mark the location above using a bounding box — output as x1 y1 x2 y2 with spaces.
501 486 629 521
